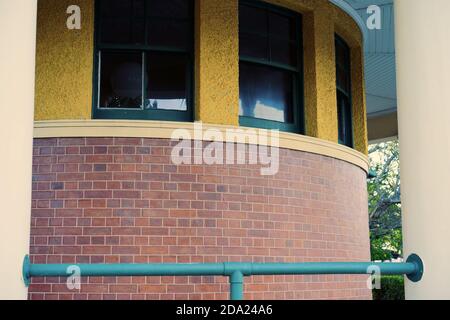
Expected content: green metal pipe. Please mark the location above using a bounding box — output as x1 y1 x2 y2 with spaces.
249 261 417 276
23 254 423 300
229 271 244 301
28 261 225 277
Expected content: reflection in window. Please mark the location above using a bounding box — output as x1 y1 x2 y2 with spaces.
239 0 302 132
145 52 188 111
239 63 293 123
95 0 193 121
99 52 143 109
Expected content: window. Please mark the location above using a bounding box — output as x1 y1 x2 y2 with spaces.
93 0 194 121
335 35 353 147
239 0 303 132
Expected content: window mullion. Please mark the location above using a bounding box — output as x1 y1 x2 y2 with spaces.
97 50 102 109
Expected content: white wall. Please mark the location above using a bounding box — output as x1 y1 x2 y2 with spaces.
0 0 37 300
395 0 450 299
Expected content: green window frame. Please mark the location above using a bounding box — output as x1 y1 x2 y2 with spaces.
335 35 354 148
238 0 304 133
92 0 194 122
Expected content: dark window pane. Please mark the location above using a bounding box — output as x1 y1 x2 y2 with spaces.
337 92 352 147
239 33 268 60
336 39 350 69
336 65 350 94
145 52 188 111
100 0 131 17
148 0 190 18
240 5 268 35
100 0 144 17
239 63 293 123
239 4 299 67
132 0 145 17
270 38 297 66
100 0 145 44
99 52 143 109
148 19 190 49
335 36 352 147
269 12 295 40
101 18 145 44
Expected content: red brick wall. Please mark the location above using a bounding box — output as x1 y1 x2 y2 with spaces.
29 137 371 300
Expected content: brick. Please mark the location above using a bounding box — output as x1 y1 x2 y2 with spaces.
113 190 141 199
85 172 112 180
58 155 84 163
30 137 371 301
94 164 107 172
86 155 113 163
83 246 111 254
84 227 112 236
57 173 84 181
86 138 114 146
84 191 112 199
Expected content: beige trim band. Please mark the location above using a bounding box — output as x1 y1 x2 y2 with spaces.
34 120 369 172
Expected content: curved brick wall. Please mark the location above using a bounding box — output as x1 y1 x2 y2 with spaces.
29 137 371 300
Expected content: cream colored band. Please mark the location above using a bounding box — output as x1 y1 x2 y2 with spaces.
34 120 369 172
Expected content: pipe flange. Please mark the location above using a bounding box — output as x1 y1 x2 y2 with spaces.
406 254 424 282
22 255 31 287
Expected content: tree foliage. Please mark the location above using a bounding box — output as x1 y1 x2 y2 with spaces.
368 140 403 261
372 276 405 300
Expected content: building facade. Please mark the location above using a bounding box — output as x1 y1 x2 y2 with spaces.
1 0 379 300
3 0 450 301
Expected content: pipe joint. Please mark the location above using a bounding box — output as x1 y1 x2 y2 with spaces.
223 262 252 276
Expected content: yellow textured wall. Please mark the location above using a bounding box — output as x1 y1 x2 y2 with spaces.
350 47 368 154
34 0 94 120
195 0 239 125
304 7 339 143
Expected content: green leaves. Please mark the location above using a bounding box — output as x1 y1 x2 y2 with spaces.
368 140 403 261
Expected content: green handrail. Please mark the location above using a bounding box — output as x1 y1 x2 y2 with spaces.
23 254 423 300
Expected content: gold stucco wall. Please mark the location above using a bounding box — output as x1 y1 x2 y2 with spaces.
350 47 368 154
33 0 367 154
195 0 239 125
303 8 339 143
35 0 94 120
